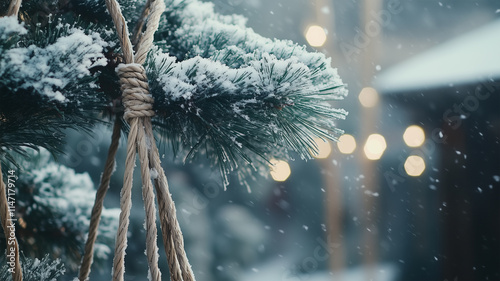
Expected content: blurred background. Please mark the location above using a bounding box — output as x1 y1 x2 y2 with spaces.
62 0 500 280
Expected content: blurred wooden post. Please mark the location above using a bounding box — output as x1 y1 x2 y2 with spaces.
312 0 346 277
320 156 345 275
359 0 383 279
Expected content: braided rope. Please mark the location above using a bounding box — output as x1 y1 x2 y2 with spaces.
112 116 139 281
145 120 195 281
102 0 194 280
6 0 21 17
117 64 154 121
104 0 133 63
137 120 161 281
134 0 164 65
131 0 153 46
79 118 121 281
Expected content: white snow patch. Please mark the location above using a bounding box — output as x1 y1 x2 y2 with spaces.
0 16 27 40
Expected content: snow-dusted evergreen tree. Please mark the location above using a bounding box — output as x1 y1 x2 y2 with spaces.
0 0 346 186
0 0 346 278
0 148 119 279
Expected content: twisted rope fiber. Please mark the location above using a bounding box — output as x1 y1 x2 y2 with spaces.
102 0 195 280
1 3 23 281
137 117 161 281
79 118 121 281
112 116 141 281
145 121 195 281
112 65 162 281
137 4 195 275
6 0 21 17
134 0 164 65
131 0 155 47
116 64 161 281
102 0 162 279
0 166 22 281
117 65 154 121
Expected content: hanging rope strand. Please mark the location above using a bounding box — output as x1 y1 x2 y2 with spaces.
104 0 133 64
134 0 165 65
117 62 162 281
107 1 164 276
134 2 192 279
112 62 162 281
145 121 196 281
131 0 154 46
0 165 22 281
111 117 138 281
79 118 121 281
137 122 161 281
6 0 21 17
100 0 194 279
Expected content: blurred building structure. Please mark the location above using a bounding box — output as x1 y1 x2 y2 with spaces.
374 19 500 281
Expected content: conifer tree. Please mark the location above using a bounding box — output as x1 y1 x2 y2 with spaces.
0 148 119 280
0 0 346 279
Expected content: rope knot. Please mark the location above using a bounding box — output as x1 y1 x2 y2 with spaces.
116 63 154 122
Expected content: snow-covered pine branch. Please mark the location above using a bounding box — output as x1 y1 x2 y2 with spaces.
0 254 65 281
1 148 119 271
0 17 110 159
0 0 347 187
147 0 347 187
147 50 346 187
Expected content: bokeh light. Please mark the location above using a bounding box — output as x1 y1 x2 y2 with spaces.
305 25 327 47
310 138 332 159
403 125 426 147
337 134 357 154
269 159 291 182
404 155 426 176
363 134 387 160
358 87 379 108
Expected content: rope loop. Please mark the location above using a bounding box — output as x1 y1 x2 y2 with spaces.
116 63 155 122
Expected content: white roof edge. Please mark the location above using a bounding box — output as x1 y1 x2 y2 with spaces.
374 20 500 94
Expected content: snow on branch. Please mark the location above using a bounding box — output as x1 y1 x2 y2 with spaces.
0 19 110 158
5 148 119 271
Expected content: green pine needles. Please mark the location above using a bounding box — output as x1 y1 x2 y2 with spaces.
0 148 119 271
0 0 347 188
0 16 111 162
0 254 65 281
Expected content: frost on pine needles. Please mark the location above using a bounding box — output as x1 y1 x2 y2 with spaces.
10 148 119 271
0 19 109 158
0 254 65 281
147 0 347 187
0 0 347 189
0 20 107 102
